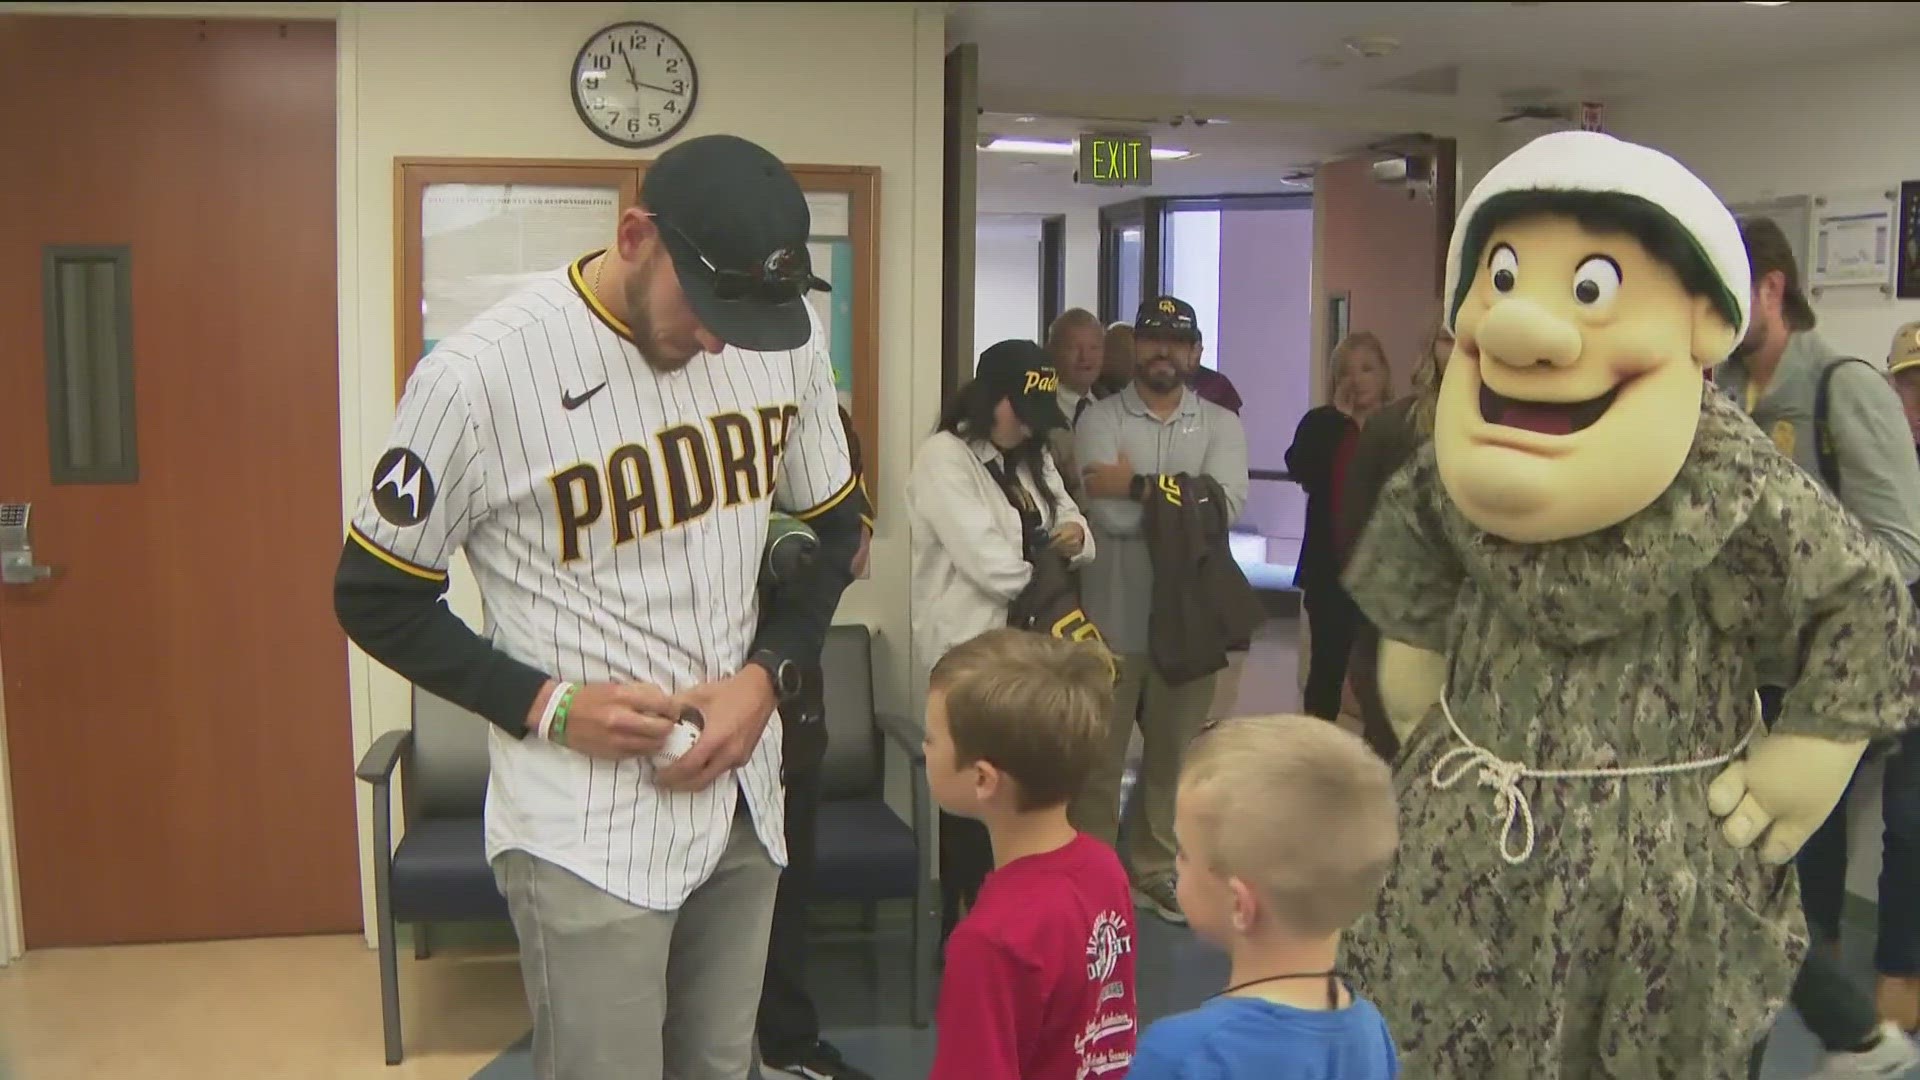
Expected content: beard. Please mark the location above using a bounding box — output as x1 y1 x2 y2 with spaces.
1728 316 1770 365
1139 361 1182 393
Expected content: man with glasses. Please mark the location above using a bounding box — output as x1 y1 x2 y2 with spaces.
335 134 868 1080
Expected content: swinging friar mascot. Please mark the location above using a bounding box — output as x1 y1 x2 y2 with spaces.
1342 130 1919 1077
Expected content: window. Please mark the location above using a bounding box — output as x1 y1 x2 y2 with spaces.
43 246 137 484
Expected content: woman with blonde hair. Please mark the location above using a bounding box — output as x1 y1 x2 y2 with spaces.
1338 318 1454 761
1284 331 1391 725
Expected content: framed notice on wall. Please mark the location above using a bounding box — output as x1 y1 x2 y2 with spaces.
394 157 881 488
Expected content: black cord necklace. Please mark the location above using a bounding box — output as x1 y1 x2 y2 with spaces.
1212 969 1344 1010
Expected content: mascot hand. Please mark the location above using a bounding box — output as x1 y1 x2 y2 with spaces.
1377 639 1446 742
1707 733 1866 864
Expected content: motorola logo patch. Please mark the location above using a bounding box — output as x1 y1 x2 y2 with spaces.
371 448 436 527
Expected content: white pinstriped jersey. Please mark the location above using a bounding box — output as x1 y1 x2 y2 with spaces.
349 255 855 910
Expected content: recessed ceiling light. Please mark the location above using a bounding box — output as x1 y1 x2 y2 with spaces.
1013 115 1037 123
1343 35 1400 59
1742 1 1790 5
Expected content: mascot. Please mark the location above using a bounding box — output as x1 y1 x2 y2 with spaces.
1342 130 1919 1077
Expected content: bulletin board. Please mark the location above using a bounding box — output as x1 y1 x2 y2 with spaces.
393 157 882 489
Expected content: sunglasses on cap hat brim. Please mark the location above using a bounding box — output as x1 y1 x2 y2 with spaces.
651 213 830 351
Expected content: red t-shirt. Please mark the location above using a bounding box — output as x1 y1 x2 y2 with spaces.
930 833 1139 1080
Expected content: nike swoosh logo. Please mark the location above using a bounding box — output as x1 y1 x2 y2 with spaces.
561 382 607 411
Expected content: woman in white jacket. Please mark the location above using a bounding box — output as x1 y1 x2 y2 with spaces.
907 339 1094 933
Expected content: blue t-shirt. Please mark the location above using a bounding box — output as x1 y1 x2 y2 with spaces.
1128 994 1399 1080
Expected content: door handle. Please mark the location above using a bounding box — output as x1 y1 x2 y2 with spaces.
0 502 53 585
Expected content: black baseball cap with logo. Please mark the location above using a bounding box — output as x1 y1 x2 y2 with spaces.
1135 295 1201 341
976 339 1069 433
641 134 830 352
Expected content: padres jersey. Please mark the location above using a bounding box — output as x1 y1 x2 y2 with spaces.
349 252 856 909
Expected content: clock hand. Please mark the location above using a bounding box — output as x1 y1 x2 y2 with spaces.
634 80 685 97
621 51 640 90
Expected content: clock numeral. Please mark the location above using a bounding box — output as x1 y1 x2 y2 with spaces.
609 111 621 125
672 78 685 94
656 41 664 57
628 30 648 50
590 96 608 112
664 99 677 115
590 53 610 70
666 58 681 74
628 117 643 136
583 75 602 91
648 113 661 128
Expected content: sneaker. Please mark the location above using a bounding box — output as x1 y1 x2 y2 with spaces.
762 1040 875 1080
1133 878 1186 925
1810 1021 1920 1079
1879 974 1920 1035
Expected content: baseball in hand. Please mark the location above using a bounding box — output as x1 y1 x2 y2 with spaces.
650 705 706 770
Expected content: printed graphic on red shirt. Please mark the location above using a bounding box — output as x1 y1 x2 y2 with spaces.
1078 907 1137 1078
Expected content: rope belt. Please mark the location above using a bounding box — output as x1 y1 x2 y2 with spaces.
1429 686 1762 865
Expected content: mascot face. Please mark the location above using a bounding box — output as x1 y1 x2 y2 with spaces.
1435 209 1738 542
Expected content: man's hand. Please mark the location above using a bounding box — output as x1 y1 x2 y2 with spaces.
655 667 779 792
532 680 678 761
1708 733 1868 863
1083 453 1136 500
1049 522 1086 557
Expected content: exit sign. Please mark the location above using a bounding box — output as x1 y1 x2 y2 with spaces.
1077 133 1152 187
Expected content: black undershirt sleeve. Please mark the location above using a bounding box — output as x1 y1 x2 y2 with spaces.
333 540 551 737
751 487 868 671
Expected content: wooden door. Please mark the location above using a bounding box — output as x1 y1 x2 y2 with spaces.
0 15 358 947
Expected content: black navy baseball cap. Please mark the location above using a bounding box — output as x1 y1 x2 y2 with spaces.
976 340 1069 433
641 134 830 353
1135 294 1201 341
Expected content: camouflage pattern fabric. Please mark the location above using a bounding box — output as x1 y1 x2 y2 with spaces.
1341 386 1919 1078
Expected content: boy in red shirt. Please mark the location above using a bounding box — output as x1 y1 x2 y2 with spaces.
924 628 1138 1080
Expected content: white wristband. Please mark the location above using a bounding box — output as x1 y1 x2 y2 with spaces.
536 681 574 742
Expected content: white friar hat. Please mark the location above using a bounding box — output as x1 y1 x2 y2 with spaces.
1442 130 1750 347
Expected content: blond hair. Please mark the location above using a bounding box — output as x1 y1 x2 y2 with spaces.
929 629 1115 811
1409 318 1455 436
1329 331 1391 416
1045 308 1103 357
1179 715 1398 936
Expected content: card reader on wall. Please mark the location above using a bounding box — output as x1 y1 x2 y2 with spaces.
0 503 53 585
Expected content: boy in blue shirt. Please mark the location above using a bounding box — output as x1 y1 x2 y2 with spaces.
1129 715 1400 1080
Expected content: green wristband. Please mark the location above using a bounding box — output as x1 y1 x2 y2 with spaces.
551 685 578 746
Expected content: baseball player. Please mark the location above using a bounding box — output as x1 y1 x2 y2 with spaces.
333 134 868 1080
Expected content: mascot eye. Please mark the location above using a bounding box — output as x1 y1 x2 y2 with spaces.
1489 244 1518 293
1573 256 1622 308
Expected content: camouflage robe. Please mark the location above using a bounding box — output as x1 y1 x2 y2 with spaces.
1341 386 1918 1079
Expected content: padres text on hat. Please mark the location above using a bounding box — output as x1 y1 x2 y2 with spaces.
641 134 830 353
975 339 1070 433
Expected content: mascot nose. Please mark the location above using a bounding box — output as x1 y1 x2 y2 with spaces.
1475 298 1583 370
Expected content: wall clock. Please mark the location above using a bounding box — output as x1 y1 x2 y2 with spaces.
570 21 698 149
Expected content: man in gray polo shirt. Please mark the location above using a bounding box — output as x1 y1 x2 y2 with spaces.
1070 294 1249 924
1721 218 1920 1078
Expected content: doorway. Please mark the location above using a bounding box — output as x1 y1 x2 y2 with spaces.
0 15 358 947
